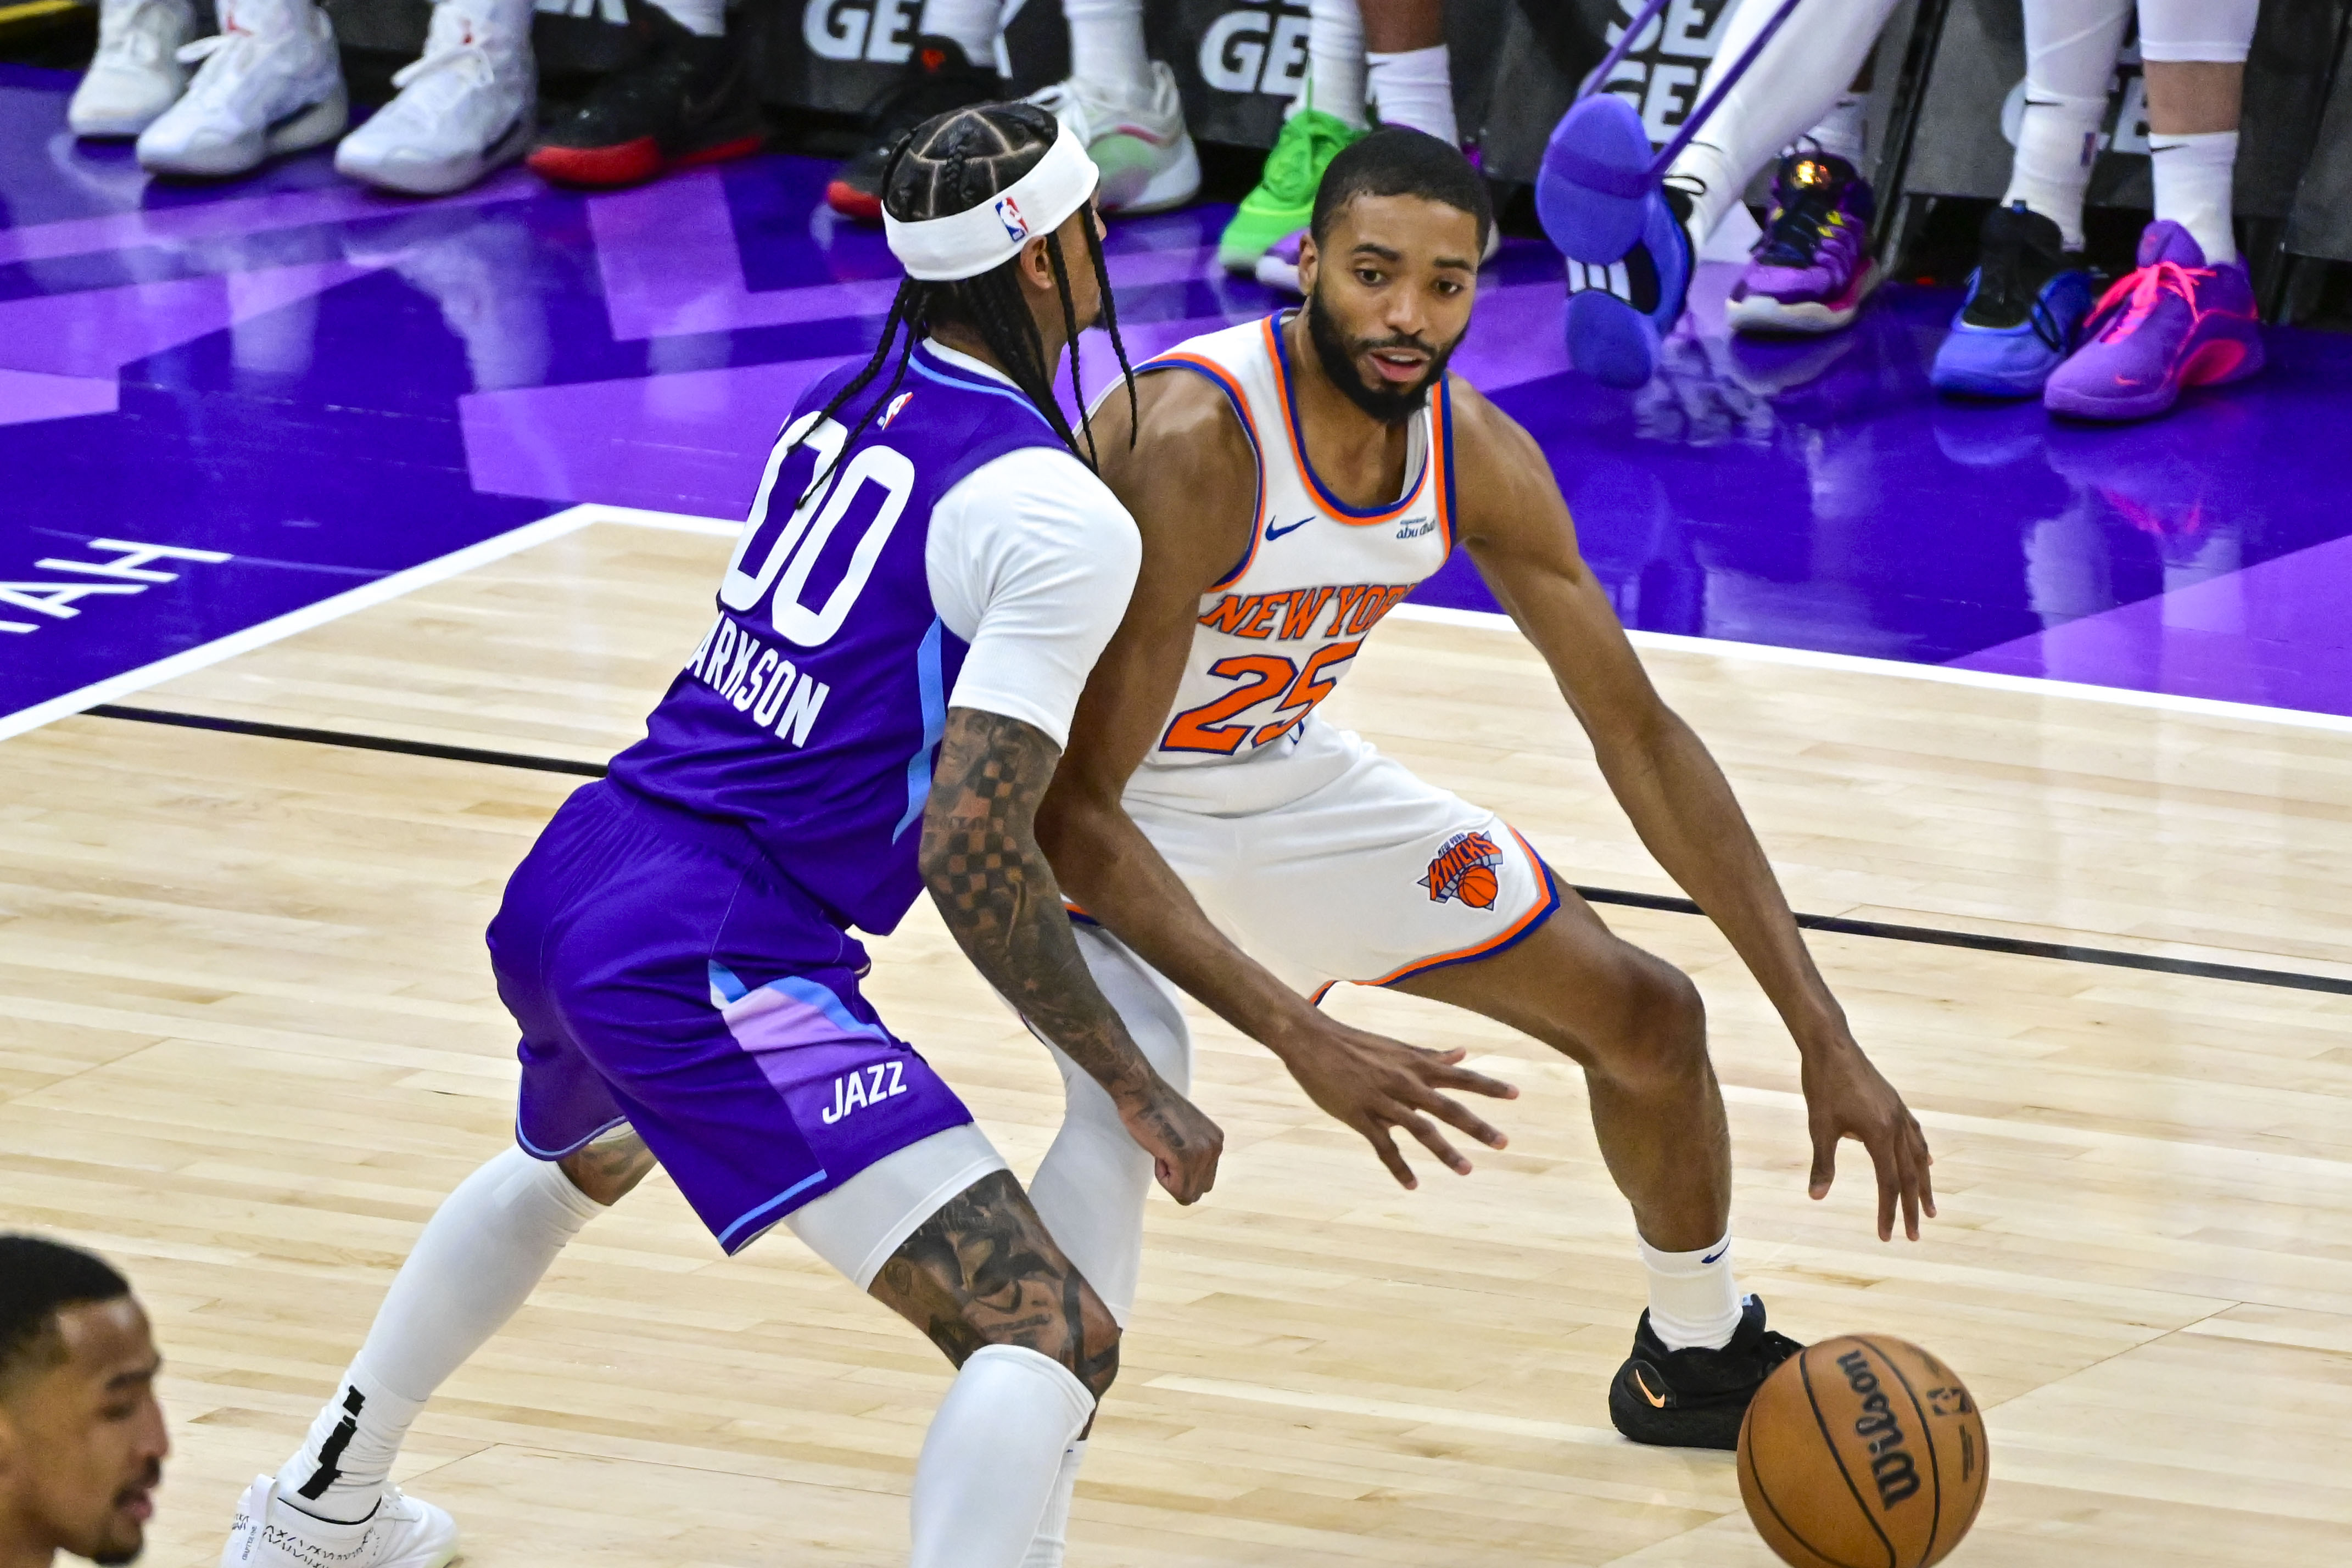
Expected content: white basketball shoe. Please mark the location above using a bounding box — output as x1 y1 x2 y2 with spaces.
69 0 197 137
219 1473 459 1568
136 0 347 178
335 0 534 195
1026 60 1199 215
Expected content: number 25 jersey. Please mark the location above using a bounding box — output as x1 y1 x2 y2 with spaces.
1130 313 1459 811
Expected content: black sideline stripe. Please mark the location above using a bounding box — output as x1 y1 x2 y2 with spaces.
83 703 2352 998
88 704 607 778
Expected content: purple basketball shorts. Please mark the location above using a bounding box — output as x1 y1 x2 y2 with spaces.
488 781 975 1253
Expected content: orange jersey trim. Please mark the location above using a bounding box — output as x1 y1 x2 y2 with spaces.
1261 315 1433 528
1139 351 1267 591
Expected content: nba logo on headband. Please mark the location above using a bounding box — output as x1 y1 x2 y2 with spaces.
995 195 1030 244
884 126 1098 281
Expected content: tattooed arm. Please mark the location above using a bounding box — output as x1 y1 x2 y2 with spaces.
920 705 1223 1203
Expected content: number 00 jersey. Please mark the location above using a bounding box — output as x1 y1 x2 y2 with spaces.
1129 313 1459 813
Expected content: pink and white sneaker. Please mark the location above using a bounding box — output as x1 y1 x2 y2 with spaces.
2041 219 2265 422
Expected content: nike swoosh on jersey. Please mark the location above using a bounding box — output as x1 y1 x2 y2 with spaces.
1264 517 1314 540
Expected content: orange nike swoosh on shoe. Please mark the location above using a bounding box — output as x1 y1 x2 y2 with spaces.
1632 1367 1667 1408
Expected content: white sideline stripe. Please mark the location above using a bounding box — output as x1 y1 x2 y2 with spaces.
0 503 741 744
1389 603 2352 734
1144 1374 1625 1448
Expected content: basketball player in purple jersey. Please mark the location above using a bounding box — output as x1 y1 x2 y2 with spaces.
1037 129 1939 1453
215 105 1512 1568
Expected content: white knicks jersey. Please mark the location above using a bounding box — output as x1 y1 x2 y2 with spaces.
1126 313 1459 807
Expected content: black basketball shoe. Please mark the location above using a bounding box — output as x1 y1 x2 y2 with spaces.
1609 1295 1803 1450
527 7 764 189
825 36 1003 222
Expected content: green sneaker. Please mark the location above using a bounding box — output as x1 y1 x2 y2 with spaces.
1217 107 1367 273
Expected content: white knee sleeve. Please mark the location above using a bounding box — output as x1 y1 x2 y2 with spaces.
1666 0 1908 246
277 1146 602 1521
1304 0 1368 127
1024 926 1192 1326
2136 0 2259 63
909 1345 1096 1568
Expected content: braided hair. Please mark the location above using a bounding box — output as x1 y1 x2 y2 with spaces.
796 101 1137 489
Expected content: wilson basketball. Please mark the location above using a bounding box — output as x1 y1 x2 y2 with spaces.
1737 1335 1988 1568
1456 864 1499 908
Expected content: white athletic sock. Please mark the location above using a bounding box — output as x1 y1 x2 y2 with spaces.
909 1345 1096 1568
1998 0 2130 250
1367 43 1455 144
643 0 722 38
1302 0 1368 128
1663 0 1904 248
1024 928 1192 1328
1804 91 1867 167
2004 94 2106 249
1640 1232 1743 1352
1059 0 1150 99
921 0 1001 63
2151 130 2239 264
1020 1439 1087 1568
276 1147 602 1524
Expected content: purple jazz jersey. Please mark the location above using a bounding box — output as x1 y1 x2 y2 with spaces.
610 341 1077 936
498 346 1074 1251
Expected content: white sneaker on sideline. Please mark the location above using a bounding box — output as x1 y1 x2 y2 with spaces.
219 1473 459 1568
1027 60 1199 215
335 0 534 195
69 0 197 137
137 0 347 178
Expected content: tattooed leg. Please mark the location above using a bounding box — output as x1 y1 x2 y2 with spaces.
870 1168 1121 1401
558 1127 660 1206
875 1170 1118 1568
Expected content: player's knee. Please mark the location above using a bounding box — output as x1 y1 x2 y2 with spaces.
1604 949 1707 1091
557 1130 658 1206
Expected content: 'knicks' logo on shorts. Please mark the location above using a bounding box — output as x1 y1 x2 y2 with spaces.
995 195 1031 243
1420 831 1503 909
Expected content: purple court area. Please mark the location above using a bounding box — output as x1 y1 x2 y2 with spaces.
7 61 2351 727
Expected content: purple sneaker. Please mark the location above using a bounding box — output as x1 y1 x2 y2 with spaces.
2042 220 2265 422
1725 150 1881 335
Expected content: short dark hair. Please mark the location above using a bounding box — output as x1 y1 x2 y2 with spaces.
0 1236 131 1395
1310 126 1494 253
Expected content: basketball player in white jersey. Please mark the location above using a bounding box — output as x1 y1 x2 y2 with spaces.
1035 128 1938 1452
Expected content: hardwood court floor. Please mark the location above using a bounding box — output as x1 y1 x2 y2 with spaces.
5 516 2349 1566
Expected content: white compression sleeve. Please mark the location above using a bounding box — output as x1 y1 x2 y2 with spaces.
920 0 1002 61
2136 0 2259 63
1664 0 1906 248
1060 0 1152 98
2003 0 2130 247
1024 925 1193 1326
276 1147 602 1523
642 0 722 36
1304 0 1369 127
1020 1438 1087 1568
1367 43 1456 143
909 1345 1097 1568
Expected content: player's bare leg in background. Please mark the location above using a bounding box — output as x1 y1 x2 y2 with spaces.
1395 899 1730 1251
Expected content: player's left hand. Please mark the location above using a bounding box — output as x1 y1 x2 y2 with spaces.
1800 1035 1935 1241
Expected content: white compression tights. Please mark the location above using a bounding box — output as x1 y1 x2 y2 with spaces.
1664 0 1908 248
1012 924 1193 1566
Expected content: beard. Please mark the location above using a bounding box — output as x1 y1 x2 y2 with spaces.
1305 284 1464 425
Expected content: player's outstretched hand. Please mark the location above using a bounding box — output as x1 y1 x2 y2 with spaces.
1283 1018 1518 1188
1120 1076 1224 1204
1800 1035 1936 1241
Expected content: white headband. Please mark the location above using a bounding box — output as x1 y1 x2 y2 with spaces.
883 125 1100 282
